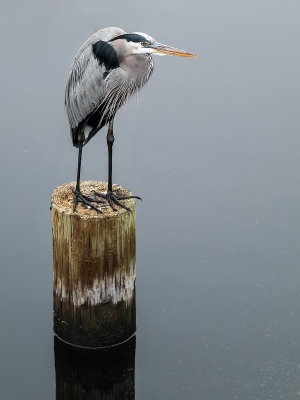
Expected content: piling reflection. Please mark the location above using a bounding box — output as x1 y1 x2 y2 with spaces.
54 335 136 400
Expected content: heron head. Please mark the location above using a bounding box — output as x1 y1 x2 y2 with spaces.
109 32 196 58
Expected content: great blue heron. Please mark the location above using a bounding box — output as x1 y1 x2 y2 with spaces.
65 27 196 213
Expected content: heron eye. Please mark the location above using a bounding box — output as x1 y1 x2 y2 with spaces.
140 42 147 47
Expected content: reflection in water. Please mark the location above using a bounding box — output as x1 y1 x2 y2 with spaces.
54 335 135 399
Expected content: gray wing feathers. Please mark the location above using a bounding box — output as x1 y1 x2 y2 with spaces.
65 51 106 129
65 27 126 129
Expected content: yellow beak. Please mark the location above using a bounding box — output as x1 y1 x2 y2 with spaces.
151 43 197 57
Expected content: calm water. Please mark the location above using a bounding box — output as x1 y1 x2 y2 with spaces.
1 0 300 399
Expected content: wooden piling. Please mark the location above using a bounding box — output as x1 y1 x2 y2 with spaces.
51 181 136 348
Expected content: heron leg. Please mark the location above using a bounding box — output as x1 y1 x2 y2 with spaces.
93 119 142 212
72 142 104 213
75 143 83 193
107 119 114 193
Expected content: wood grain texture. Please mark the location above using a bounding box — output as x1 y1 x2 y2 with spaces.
52 181 136 347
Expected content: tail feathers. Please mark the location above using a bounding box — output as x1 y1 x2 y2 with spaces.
71 118 108 148
71 125 84 148
71 96 116 147
82 126 101 147
71 102 114 147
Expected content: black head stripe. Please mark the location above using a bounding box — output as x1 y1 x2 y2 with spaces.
92 40 119 70
110 33 147 43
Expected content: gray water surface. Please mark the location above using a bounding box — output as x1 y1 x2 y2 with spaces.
1 0 300 399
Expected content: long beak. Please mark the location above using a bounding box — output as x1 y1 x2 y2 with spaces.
150 42 197 57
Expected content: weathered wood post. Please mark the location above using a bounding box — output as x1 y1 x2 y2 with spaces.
52 180 136 348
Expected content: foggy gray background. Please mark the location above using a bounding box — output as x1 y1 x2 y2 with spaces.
1 0 300 399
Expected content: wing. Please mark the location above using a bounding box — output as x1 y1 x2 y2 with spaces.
65 27 126 146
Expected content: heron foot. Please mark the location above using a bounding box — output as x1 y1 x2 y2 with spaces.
72 189 105 213
93 190 142 212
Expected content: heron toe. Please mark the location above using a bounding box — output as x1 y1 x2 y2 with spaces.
72 189 104 213
93 190 142 212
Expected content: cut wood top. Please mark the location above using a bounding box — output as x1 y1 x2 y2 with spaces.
51 181 136 219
